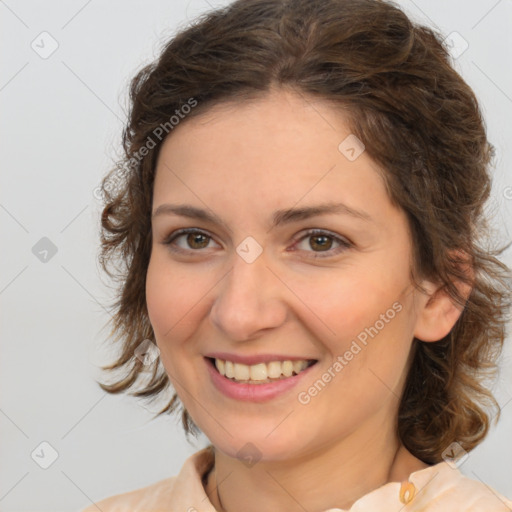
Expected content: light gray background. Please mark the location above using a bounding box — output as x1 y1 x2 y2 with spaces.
1 1 511 510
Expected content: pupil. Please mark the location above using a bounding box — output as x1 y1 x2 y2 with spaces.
311 235 331 251
188 233 208 248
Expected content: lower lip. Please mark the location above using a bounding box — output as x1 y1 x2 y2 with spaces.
205 357 317 402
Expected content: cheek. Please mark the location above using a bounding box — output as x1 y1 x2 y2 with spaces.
296 268 414 391
297 268 405 345
146 257 196 342
145 258 170 335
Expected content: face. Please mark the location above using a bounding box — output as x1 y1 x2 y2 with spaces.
146 88 427 461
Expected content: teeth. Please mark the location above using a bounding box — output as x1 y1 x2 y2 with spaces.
282 360 293 377
214 358 312 382
250 363 267 380
215 358 225 375
292 360 305 374
225 360 234 379
234 362 250 380
267 361 282 379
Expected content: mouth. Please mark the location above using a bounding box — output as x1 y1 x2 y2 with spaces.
206 356 318 384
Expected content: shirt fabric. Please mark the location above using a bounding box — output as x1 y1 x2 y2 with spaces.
80 445 512 511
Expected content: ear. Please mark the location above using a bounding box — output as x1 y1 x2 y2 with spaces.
413 250 474 343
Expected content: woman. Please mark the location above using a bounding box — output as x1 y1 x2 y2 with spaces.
81 0 512 510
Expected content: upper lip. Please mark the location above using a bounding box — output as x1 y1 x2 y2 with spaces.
205 352 318 366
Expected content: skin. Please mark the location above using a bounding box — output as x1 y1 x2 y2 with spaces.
146 87 469 512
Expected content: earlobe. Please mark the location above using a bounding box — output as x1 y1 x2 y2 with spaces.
413 251 474 343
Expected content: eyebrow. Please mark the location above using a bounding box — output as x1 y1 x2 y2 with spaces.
152 202 373 232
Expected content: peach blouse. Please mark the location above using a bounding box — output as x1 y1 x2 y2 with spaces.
80 446 512 511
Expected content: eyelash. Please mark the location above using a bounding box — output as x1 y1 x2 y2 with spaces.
161 228 352 259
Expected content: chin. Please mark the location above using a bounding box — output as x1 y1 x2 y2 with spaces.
208 430 302 463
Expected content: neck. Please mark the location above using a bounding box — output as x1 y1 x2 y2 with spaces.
204 420 429 512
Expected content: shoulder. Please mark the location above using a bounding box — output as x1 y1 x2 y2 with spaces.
78 476 178 512
349 461 512 511
77 446 215 512
407 462 512 511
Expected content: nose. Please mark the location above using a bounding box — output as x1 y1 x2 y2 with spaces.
209 246 288 342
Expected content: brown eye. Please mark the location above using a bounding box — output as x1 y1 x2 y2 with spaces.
186 232 210 249
162 229 218 253
292 229 352 258
309 234 333 252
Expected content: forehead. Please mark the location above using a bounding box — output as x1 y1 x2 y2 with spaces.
152 89 396 226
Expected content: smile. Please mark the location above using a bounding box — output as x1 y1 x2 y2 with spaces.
208 357 317 384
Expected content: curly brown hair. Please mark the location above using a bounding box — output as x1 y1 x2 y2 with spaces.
96 0 511 464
